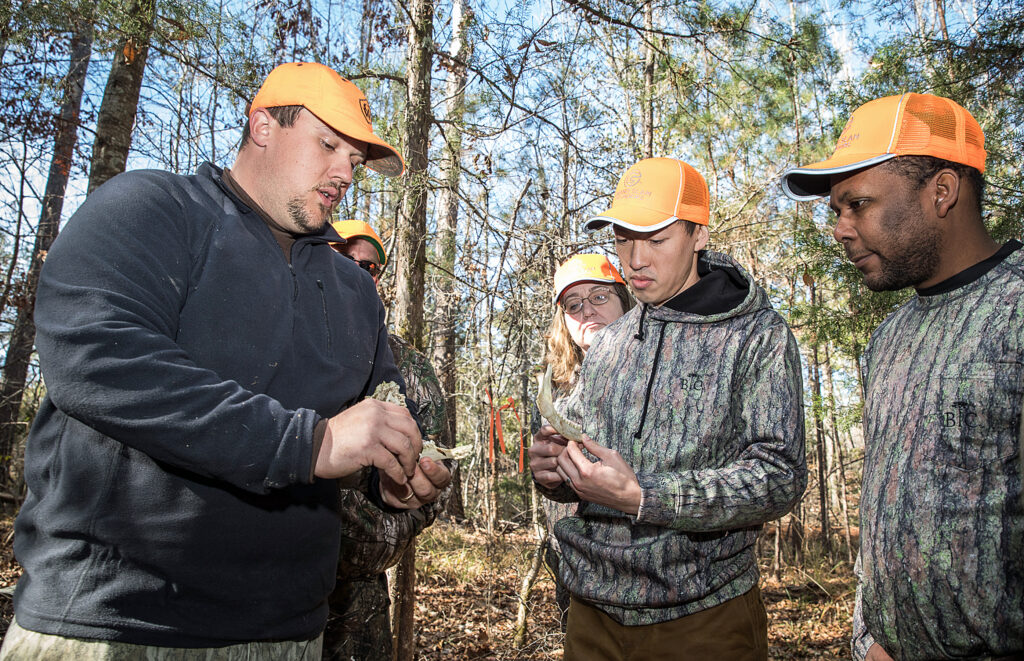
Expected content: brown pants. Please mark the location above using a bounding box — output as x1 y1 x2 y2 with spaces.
563 586 768 661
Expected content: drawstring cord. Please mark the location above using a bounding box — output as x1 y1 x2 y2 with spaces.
633 320 668 440
634 304 648 341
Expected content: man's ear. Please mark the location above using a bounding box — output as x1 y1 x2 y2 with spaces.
694 224 710 251
247 108 273 148
932 169 960 218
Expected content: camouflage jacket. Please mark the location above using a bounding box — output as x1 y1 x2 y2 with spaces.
335 334 452 578
549 250 807 626
853 241 1024 660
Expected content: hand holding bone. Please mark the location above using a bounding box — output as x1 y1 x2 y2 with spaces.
529 424 571 488
557 435 642 515
316 398 423 486
379 455 452 509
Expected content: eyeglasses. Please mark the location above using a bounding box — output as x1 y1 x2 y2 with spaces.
561 287 614 315
341 252 382 278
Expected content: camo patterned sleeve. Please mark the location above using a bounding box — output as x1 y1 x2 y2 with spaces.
335 335 452 577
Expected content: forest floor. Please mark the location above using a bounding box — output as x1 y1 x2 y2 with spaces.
0 517 855 659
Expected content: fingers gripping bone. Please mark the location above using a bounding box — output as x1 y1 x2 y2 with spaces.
535 365 584 442
368 382 472 461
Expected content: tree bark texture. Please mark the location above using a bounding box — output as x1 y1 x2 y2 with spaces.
641 0 654 158
87 0 156 194
435 0 472 520
392 0 433 350
389 0 434 656
0 10 93 494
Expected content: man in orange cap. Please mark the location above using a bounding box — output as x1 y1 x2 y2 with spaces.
782 93 1023 661
1 63 450 659
323 219 452 661
531 157 807 660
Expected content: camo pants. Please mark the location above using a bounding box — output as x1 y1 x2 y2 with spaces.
322 575 392 661
0 618 323 660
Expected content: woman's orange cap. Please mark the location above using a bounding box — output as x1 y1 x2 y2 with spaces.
552 254 626 304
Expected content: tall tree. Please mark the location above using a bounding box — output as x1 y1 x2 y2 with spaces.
0 5 93 495
433 0 472 520
87 0 156 193
389 0 434 655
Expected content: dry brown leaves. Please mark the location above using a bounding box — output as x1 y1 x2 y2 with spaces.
0 517 854 659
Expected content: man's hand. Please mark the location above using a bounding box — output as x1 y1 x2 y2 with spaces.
316 399 423 485
529 424 570 488
865 644 894 661
557 435 642 515
379 457 452 509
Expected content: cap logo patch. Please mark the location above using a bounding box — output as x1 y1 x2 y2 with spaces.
622 170 642 188
359 99 372 124
836 131 859 151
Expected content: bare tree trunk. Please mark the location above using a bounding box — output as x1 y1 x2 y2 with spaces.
513 528 548 648
0 9 93 496
825 344 854 564
640 0 654 158
87 0 156 194
390 0 434 656
392 0 433 348
435 0 472 520
809 283 832 557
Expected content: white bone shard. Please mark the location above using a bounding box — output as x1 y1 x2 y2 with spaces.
535 365 583 441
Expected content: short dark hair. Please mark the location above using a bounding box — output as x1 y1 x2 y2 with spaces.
679 219 700 236
882 155 985 214
239 105 304 148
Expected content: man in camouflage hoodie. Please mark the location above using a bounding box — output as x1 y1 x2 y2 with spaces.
530 157 807 660
323 221 453 661
782 93 1023 661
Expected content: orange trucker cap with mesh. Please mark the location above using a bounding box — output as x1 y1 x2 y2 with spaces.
250 62 404 177
552 254 626 304
781 93 986 200
585 158 710 231
330 220 387 266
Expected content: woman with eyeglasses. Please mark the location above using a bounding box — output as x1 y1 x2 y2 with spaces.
540 253 635 630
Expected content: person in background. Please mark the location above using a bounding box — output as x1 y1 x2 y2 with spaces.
323 219 453 661
0 62 450 660
782 92 1023 661
530 157 806 661
540 253 634 630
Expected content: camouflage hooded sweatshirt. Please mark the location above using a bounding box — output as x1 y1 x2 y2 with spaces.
551 250 807 626
852 240 1024 661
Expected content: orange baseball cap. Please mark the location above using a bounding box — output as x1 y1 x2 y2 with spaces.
552 254 626 304
330 220 387 266
782 93 986 200
585 158 710 231
250 62 404 177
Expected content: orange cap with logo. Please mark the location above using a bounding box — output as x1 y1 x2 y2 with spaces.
552 254 626 304
250 62 404 177
781 93 986 200
585 158 710 232
330 220 387 266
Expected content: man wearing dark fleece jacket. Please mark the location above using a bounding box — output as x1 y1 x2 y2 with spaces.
0 62 450 659
783 93 1023 661
530 157 806 660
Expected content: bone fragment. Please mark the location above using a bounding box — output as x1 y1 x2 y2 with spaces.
535 365 583 441
368 381 470 461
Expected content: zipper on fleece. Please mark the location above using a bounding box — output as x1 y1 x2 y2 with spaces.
316 279 333 353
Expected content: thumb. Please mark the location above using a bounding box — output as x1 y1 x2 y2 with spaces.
579 435 610 459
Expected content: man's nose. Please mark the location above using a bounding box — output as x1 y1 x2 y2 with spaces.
833 213 855 244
